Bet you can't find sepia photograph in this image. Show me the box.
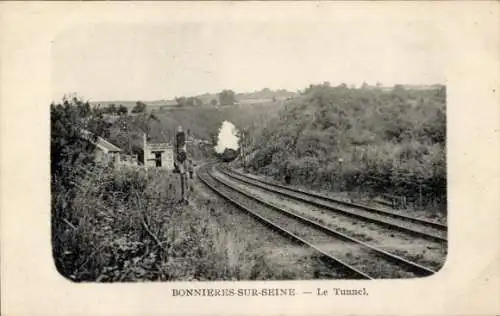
[3,2,499,315]
[51,21,447,282]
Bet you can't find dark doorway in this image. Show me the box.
[154,152,162,167]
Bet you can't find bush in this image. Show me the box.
[53,164,311,281]
[51,96,300,281]
[131,101,147,113]
[246,84,447,210]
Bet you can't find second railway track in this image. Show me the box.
[218,166,447,243]
[199,164,437,279]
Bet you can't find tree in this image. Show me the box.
[107,104,117,114]
[194,97,203,107]
[186,97,195,107]
[149,110,159,122]
[132,101,147,113]
[175,97,187,107]
[51,96,110,194]
[51,96,119,279]
[209,132,218,146]
[210,99,218,106]
[218,90,236,106]
[117,105,128,115]
[175,96,202,107]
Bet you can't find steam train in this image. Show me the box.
[218,148,239,162]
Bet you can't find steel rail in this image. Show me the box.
[219,166,447,243]
[209,166,437,278]
[226,167,447,230]
[197,164,372,279]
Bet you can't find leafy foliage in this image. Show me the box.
[54,165,320,281]
[218,89,236,106]
[245,84,446,209]
[175,96,203,107]
[51,97,110,188]
[117,105,128,115]
[50,95,289,281]
[131,101,147,113]
[51,96,112,276]
[95,103,128,115]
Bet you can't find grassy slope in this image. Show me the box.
[51,98,310,282]
[107,102,283,149]
[102,101,284,164]
[54,165,314,281]
[153,102,282,138]
[243,84,446,210]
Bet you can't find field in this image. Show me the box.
[90,87,297,114]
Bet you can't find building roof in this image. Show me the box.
[80,129,122,153]
[96,137,122,153]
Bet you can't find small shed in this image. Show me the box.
[93,136,122,165]
[80,129,122,165]
[142,133,174,170]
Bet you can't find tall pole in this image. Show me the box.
[176,125,187,204]
[128,131,132,156]
[242,129,245,170]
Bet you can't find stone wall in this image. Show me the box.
[144,142,174,170]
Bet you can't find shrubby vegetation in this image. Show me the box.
[96,103,128,115]
[236,87,298,101]
[174,96,202,107]
[218,89,236,106]
[51,96,287,281]
[51,96,111,190]
[131,101,147,113]
[115,102,278,147]
[244,84,446,210]
[51,96,111,279]
[53,163,227,281]
[55,162,321,281]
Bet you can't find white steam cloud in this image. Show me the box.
[215,121,240,154]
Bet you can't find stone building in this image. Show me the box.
[94,137,122,165]
[80,129,122,165]
[142,133,174,170]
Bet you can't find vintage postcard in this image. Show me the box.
[1,1,499,315]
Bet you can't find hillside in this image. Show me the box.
[90,88,298,111]
[242,83,446,210]
[51,98,294,282]
[104,101,284,161]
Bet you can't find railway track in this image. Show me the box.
[199,164,437,279]
[218,166,447,243]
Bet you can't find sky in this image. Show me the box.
[52,19,446,101]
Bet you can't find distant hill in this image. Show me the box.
[236,88,298,101]
[90,88,298,111]
[90,101,137,109]
[89,100,175,112]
